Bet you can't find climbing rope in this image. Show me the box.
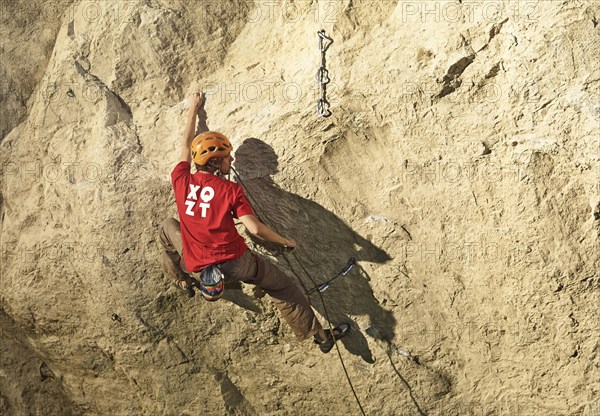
[283,250,367,416]
[230,167,367,416]
[316,30,333,118]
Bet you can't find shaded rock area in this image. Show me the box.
[1,0,599,415]
[0,0,76,139]
[0,308,82,415]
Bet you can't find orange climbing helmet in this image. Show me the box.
[190,131,233,165]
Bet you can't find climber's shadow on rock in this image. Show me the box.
[233,138,393,363]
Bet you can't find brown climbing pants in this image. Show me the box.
[159,218,323,341]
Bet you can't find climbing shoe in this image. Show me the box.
[173,277,196,298]
[314,323,351,353]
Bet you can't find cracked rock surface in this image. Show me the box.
[1,1,599,415]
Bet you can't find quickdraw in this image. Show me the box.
[307,257,356,295]
[316,30,334,118]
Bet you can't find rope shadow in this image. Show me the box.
[387,351,428,416]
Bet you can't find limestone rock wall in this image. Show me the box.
[1,1,599,415]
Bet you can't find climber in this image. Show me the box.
[159,91,349,353]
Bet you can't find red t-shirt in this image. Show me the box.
[171,161,254,272]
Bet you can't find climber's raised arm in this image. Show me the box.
[179,92,204,163]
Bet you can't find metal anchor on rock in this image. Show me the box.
[316,30,334,118]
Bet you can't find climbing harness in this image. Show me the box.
[307,257,356,295]
[316,30,334,118]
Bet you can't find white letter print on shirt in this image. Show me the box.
[184,185,215,217]
[187,184,201,200]
[199,186,215,218]
[185,200,195,216]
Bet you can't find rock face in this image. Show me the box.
[1,1,599,414]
